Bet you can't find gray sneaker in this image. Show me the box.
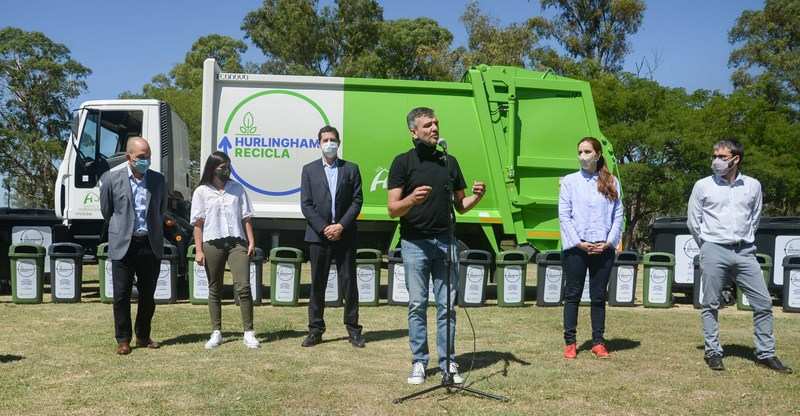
[447,362,464,384]
[407,362,426,385]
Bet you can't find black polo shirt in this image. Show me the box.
[388,146,466,240]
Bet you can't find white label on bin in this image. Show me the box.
[193,263,209,300]
[275,263,296,302]
[249,263,258,300]
[789,270,800,308]
[357,264,376,303]
[580,270,591,303]
[154,260,172,300]
[741,291,751,307]
[104,260,114,299]
[648,267,669,304]
[12,226,52,273]
[774,236,800,286]
[697,273,705,305]
[675,234,699,285]
[464,265,484,304]
[54,258,75,299]
[615,265,635,303]
[15,259,38,299]
[325,265,339,303]
[543,266,563,303]
[428,276,435,303]
[392,263,409,303]
[503,265,523,303]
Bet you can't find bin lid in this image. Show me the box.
[48,242,85,257]
[782,255,800,267]
[536,249,561,264]
[356,249,382,263]
[615,251,639,264]
[186,244,197,258]
[387,248,402,262]
[496,250,529,264]
[650,217,689,230]
[251,247,265,262]
[459,249,492,264]
[643,252,675,266]
[755,253,772,267]
[96,242,110,258]
[269,247,304,262]
[8,243,46,257]
[756,217,800,230]
[161,243,178,259]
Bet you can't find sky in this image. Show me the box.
[0,0,765,206]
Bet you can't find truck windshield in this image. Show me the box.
[74,109,143,188]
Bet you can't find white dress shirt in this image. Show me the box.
[190,180,254,242]
[558,170,624,250]
[687,173,762,246]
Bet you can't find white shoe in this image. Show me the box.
[243,331,260,349]
[447,362,464,384]
[204,330,222,350]
[407,362,426,385]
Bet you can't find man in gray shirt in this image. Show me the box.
[687,139,791,373]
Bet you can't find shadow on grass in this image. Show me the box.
[260,329,307,343]
[0,354,24,363]
[578,338,641,353]
[160,332,241,346]
[363,328,407,343]
[695,344,757,363]
[427,350,531,379]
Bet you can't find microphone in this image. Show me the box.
[437,138,448,151]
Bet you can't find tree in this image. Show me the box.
[460,1,541,69]
[0,27,90,208]
[729,0,800,109]
[532,0,645,73]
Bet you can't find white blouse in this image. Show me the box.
[190,181,254,242]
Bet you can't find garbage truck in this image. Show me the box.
[200,58,619,256]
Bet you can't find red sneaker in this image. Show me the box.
[591,343,610,359]
[564,343,577,359]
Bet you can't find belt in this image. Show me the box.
[716,241,753,250]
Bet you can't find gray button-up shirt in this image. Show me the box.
[687,173,762,246]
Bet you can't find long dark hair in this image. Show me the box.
[578,137,618,201]
[199,151,230,186]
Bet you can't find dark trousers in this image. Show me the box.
[111,237,159,343]
[563,246,614,345]
[308,241,361,336]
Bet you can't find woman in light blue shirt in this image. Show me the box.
[558,137,623,359]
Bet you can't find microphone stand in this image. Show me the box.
[393,143,508,404]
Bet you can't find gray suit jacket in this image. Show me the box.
[100,166,166,261]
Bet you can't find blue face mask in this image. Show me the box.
[132,158,150,174]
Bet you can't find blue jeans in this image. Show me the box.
[401,236,458,370]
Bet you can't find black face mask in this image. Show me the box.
[215,167,231,182]
[413,138,437,159]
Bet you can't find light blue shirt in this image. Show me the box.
[687,173,762,246]
[127,165,148,236]
[323,158,338,220]
[558,169,624,250]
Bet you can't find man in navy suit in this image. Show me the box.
[300,125,365,348]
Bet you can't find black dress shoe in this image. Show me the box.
[348,333,366,348]
[301,332,322,348]
[756,357,793,374]
[704,355,725,371]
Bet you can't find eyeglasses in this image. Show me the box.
[711,154,735,161]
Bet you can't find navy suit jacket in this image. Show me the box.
[300,158,363,243]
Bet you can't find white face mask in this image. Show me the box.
[321,141,338,158]
[579,153,598,172]
[711,156,737,177]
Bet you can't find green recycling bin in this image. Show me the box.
[536,250,563,307]
[782,255,800,313]
[9,244,45,304]
[96,242,114,304]
[154,243,178,304]
[608,251,639,306]
[187,244,209,305]
[236,247,266,306]
[642,252,674,308]
[495,250,529,307]
[356,249,382,306]
[269,247,303,306]
[458,250,492,307]
[49,242,84,303]
[737,253,772,311]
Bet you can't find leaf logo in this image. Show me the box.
[239,112,257,135]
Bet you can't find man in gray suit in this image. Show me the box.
[100,137,166,355]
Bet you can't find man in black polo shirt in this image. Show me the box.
[387,107,487,385]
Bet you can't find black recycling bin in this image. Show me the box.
[608,251,639,306]
[782,255,800,313]
[536,250,563,307]
[754,217,800,292]
[0,208,64,292]
[650,217,697,291]
[457,250,492,307]
[387,248,408,305]
[355,249,382,306]
[324,261,343,307]
[48,243,84,303]
[154,243,178,304]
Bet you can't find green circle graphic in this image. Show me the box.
[223,89,330,134]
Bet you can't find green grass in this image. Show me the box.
[1,264,798,415]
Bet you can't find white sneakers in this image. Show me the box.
[407,362,464,385]
[243,331,261,349]
[205,330,222,349]
[448,362,464,384]
[205,330,261,349]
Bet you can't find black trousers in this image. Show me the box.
[308,241,361,336]
[562,246,614,345]
[111,237,159,343]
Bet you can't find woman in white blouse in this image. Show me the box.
[191,151,259,349]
